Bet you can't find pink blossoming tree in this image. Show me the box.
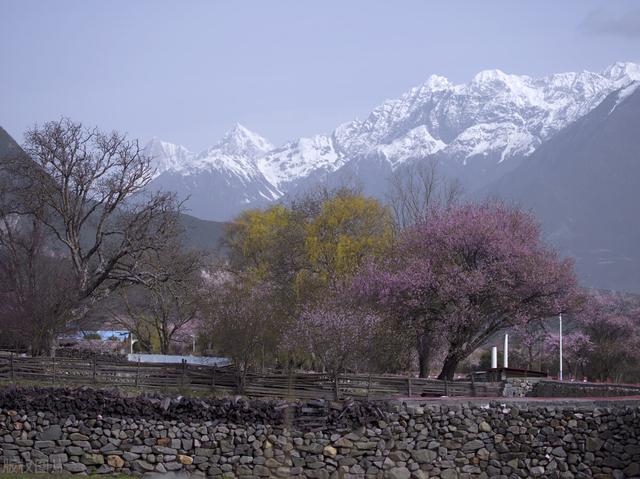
[356,201,579,379]
[286,293,379,380]
[574,293,640,382]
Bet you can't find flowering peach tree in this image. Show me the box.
[355,202,579,379]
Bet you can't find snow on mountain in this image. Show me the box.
[258,134,342,187]
[146,124,280,220]
[145,61,640,220]
[213,123,274,158]
[372,125,446,167]
[331,62,640,170]
[144,138,194,176]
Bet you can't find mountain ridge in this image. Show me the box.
[147,61,640,220]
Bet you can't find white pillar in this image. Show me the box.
[559,313,563,381]
[491,347,498,369]
[503,334,509,368]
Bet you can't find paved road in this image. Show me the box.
[393,396,640,407]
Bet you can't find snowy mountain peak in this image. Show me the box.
[144,138,194,177]
[215,123,273,158]
[472,68,511,83]
[603,61,640,84]
[422,74,452,91]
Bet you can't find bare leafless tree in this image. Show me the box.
[201,275,278,393]
[0,182,74,354]
[387,159,462,229]
[7,118,182,305]
[114,246,204,354]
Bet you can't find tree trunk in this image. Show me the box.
[437,353,460,381]
[416,332,431,378]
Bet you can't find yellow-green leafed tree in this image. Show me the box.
[305,193,393,285]
[224,204,305,282]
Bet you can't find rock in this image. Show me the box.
[552,446,567,458]
[165,462,183,471]
[411,449,437,463]
[323,445,337,458]
[194,447,214,457]
[156,437,171,446]
[69,432,89,441]
[133,460,155,472]
[335,437,354,448]
[479,421,492,432]
[177,454,193,465]
[81,452,105,465]
[63,462,87,473]
[477,447,490,461]
[49,453,69,464]
[35,440,56,449]
[624,463,640,477]
[586,437,603,452]
[38,425,62,441]
[96,464,113,474]
[123,451,140,461]
[386,466,411,479]
[66,446,84,456]
[603,456,625,468]
[99,443,117,453]
[440,469,459,479]
[462,439,484,452]
[389,450,410,462]
[254,465,271,476]
[530,466,546,477]
[107,454,125,468]
[153,445,178,455]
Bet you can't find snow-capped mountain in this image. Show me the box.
[146,124,280,220]
[147,61,640,220]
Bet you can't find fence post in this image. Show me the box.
[52,356,56,385]
[10,352,15,382]
[135,359,140,388]
[211,365,217,391]
[470,373,476,397]
[92,359,97,384]
[366,374,372,400]
[444,379,449,396]
[407,377,413,397]
[334,374,340,401]
[181,360,186,388]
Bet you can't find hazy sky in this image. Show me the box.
[2,0,639,151]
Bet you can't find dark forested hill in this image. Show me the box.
[482,84,640,293]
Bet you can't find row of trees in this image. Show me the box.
[206,191,581,382]
[1,119,638,385]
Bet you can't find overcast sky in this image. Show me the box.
[2,0,639,151]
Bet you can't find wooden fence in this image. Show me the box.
[0,354,503,399]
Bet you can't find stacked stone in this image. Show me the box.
[1,401,639,478]
[502,379,541,398]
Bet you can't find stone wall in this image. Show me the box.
[532,381,640,399]
[1,397,640,478]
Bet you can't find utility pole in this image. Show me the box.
[503,334,509,368]
[559,313,563,381]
